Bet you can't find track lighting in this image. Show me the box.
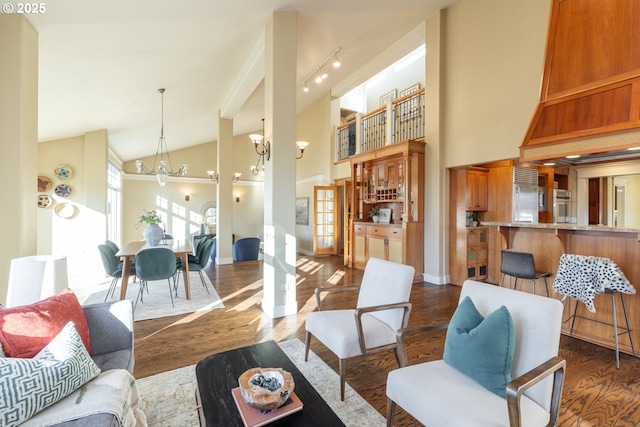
[302,47,341,93]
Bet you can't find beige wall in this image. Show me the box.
[442,0,550,168]
[37,131,108,289]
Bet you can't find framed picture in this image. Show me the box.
[399,83,420,98]
[378,208,392,223]
[380,89,397,107]
[296,197,309,225]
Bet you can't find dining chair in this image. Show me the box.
[98,244,136,302]
[305,257,415,401]
[134,247,178,308]
[176,237,214,295]
[232,237,261,261]
[184,237,215,295]
[386,280,565,427]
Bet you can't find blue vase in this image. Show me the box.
[143,224,164,246]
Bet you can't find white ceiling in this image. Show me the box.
[27,0,456,162]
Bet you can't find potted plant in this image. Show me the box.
[471,212,480,227]
[368,205,380,223]
[136,209,164,246]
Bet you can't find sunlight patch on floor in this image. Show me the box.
[326,269,345,285]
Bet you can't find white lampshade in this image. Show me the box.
[6,255,68,307]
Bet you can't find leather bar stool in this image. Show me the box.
[499,249,551,297]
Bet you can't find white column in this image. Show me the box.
[424,11,449,285]
[262,11,297,318]
[216,115,234,264]
[0,15,38,304]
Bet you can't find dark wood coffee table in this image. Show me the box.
[195,340,346,426]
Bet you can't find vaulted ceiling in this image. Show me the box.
[27,0,456,161]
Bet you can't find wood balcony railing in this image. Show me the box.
[336,88,425,161]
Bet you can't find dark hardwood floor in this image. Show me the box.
[134,255,640,426]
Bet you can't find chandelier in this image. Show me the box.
[135,88,188,186]
[249,119,309,176]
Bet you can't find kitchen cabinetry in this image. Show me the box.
[350,140,425,281]
[466,227,488,280]
[466,168,488,211]
[449,167,491,285]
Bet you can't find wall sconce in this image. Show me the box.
[232,172,241,183]
[250,119,270,176]
[207,170,219,183]
[235,193,240,203]
[184,193,190,202]
[296,141,309,159]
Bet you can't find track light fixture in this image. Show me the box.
[302,47,341,93]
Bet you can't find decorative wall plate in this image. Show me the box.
[37,194,52,208]
[54,165,73,180]
[54,203,76,219]
[38,176,53,192]
[54,184,72,198]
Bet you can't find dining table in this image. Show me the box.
[115,239,194,301]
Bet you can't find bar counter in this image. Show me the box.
[482,221,639,358]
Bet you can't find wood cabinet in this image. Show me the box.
[349,140,425,281]
[449,167,490,285]
[466,168,488,211]
[466,227,488,281]
[353,224,405,269]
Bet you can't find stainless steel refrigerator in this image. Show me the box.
[512,167,538,223]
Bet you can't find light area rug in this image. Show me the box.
[136,338,386,427]
[79,271,224,321]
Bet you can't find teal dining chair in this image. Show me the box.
[134,247,178,308]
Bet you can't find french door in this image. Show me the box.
[313,186,339,255]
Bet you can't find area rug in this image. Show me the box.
[136,338,386,427]
[79,272,224,321]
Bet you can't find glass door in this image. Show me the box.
[314,186,339,256]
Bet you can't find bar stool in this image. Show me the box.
[553,254,636,369]
[499,249,551,296]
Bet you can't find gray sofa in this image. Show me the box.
[50,299,136,427]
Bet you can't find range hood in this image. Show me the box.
[520,0,640,165]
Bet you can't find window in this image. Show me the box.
[107,162,121,245]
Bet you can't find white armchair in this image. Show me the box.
[305,258,415,401]
[386,280,566,427]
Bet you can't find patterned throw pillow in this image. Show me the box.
[0,322,101,427]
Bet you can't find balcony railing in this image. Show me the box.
[336,88,425,161]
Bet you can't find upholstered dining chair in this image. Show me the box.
[386,280,566,427]
[232,237,261,262]
[176,237,214,295]
[305,257,415,401]
[98,244,136,302]
[134,247,177,308]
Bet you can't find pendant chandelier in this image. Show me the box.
[135,88,188,186]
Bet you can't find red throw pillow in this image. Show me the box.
[0,288,92,357]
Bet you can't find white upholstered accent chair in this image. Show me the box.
[305,258,415,401]
[386,280,566,427]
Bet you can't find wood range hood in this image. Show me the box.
[520,0,640,165]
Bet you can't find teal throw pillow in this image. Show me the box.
[0,322,101,427]
[443,296,515,398]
